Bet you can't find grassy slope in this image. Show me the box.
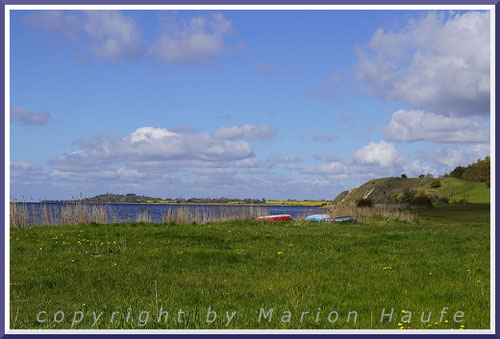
[10,204,490,330]
[332,177,490,205]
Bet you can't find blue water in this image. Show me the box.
[16,202,326,225]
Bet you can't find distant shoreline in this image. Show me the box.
[27,201,330,207]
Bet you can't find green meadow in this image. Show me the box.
[10,204,490,330]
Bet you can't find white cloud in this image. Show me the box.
[50,126,255,178]
[351,141,402,168]
[402,160,438,178]
[214,124,277,141]
[11,161,42,171]
[11,107,50,125]
[26,10,142,60]
[149,13,233,64]
[301,161,347,175]
[26,10,82,40]
[234,155,301,169]
[430,144,490,169]
[83,11,143,60]
[384,109,489,143]
[356,11,490,116]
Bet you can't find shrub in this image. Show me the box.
[436,197,449,204]
[410,196,434,208]
[401,174,408,179]
[430,179,442,188]
[357,198,373,207]
[398,188,416,204]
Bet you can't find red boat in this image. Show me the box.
[256,214,292,221]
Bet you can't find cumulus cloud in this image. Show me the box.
[429,144,490,169]
[11,107,50,125]
[26,10,142,60]
[50,126,255,179]
[384,109,490,143]
[214,124,277,141]
[351,141,402,168]
[83,11,143,60]
[149,13,233,64]
[356,11,490,116]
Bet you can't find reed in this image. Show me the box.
[326,204,416,223]
[10,201,30,227]
[161,205,270,224]
[136,208,152,223]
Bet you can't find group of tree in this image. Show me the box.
[444,156,490,187]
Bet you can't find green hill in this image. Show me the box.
[332,177,490,205]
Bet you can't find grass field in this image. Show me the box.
[10,204,490,330]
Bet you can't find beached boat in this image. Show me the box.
[305,214,333,221]
[256,214,293,221]
[334,216,358,223]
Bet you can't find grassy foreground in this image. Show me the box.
[10,204,490,330]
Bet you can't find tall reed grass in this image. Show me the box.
[10,201,112,227]
[326,204,416,223]
[160,205,270,224]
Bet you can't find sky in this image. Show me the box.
[9,8,491,201]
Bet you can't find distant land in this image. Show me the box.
[42,193,329,206]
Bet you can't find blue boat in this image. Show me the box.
[334,216,358,223]
[305,214,333,221]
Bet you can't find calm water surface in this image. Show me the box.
[17,202,326,225]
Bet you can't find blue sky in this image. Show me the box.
[9,9,491,201]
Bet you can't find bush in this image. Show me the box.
[401,174,408,179]
[357,198,373,207]
[398,188,416,204]
[436,197,449,204]
[410,196,434,208]
[430,179,442,188]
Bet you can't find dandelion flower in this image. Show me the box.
[445,320,449,323]
[277,251,283,255]
[429,272,433,275]
[398,323,402,326]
